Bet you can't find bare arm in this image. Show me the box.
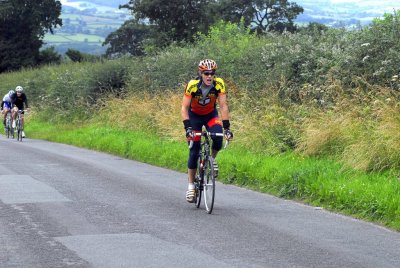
[218,93,233,140]
[181,95,191,121]
[218,93,230,120]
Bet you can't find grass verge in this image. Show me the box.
[26,120,400,231]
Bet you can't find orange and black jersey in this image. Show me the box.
[184,77,226,115]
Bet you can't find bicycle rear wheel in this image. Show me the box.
[5,113,11,138]
[203,157,215,214]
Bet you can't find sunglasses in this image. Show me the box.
[203,71,215,76]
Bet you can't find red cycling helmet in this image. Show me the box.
[198,59,217,72]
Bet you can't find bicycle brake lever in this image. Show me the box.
[224,140,229,149]
[188,140,193,149]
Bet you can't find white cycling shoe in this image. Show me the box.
[22,131,25,138]
[186,189,196,203]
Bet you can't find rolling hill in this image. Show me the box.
[43,0,131,55]
[296,0,400,27]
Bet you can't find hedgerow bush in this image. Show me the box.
[126,45,203,92]
[0,66,51,102]
[195,20,267,84]
[125,21,270,92]
[333,10,400,90]
[0,59,131,123]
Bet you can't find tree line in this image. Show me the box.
[0,0,303,72]
[104,0,303,57]
[0,0,62,72]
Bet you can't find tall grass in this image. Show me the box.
[298,96,400,173]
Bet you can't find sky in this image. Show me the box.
[330,0,364,3]
[329,0,400,6]
[331,0,390,3]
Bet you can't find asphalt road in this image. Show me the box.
[0,136,399,268]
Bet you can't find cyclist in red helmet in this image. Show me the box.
[181,59,233,203]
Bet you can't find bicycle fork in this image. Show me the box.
[197,159,205,191]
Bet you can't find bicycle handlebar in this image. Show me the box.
[188,131,230,149]
[1,109,27,114]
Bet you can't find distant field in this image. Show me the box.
[45,1,130,54]
[80,15,125,23]
[45,33,104,43]
[60,14,124,28]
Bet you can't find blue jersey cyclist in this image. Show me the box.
[2,89,17,128]
[181,59,233,203]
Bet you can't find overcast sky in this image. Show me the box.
[330,0,366,2]
[329,0,399,4]
[303,0,400,13]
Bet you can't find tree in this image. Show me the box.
[0,0,62,72]
[103,20,150,57]
[66,48,84,62]
[121,0,214,44]
[209,0,304,34]
[251,0,304,34]
[65,48,101,62]
[37,47,62,66]
[214,0,256,26]
[107,0,304,56]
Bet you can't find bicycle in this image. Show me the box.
[189,130,228,214]
[4,111,13,139]
[15,110,25,141]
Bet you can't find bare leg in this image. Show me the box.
[188,168,196,184]
[3,109,8,125]
[212,149,218,159]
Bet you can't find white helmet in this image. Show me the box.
[15,86,23,92]
[8,90,15,96]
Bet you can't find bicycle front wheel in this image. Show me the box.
[203,157,216,214]
[195,176,202,208]
[195,157,204,208]
[17,118,22,141]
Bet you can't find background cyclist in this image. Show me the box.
[1,90,16,130]
[181,59,233,203]
[11,86,29,138]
